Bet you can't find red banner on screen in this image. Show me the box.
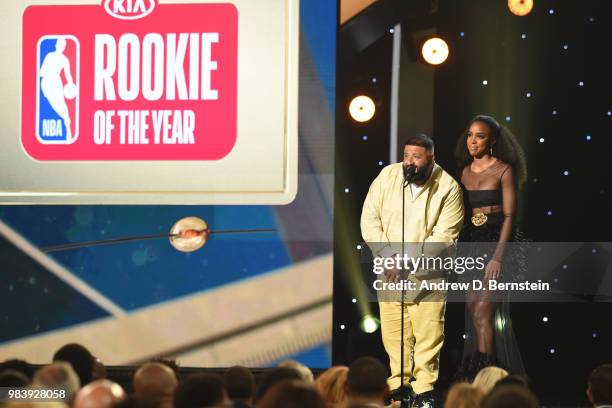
[21,2,238,161]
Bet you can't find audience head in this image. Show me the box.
[0,369,30,387]
[255,367,302,403]
[481,385,538,408]
[133,362,178,406]
[174,373,228,408]
[493,374,528,390]
[113,396,158,408]
[472,366,509,394]
[53,343,95,386]
[444,382,483,408]
[223,366,255,403]
[346,357,388,400]
[278,360,314,384]
[73,379,126,408]
[314,366,349,407]
[257,380,326,408]
[33,362,81,401]
[587,364,612,407]
[148,358,180,378]
[0,359,34,380]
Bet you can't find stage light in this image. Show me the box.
[421,37,449,65]
[508,0,533,16]
[349,95,376,122]
[495,314,506,331]
[360,315,380,333]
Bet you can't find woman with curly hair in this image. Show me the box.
[454,115,527,381]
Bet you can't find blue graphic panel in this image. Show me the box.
[0,206,291,311]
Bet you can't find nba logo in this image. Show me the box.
[36,35,79,144]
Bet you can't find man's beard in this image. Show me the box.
[410,162,433,184]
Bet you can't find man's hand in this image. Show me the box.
[384,266,401,283]
[484,259,501,281]
[384,255,402,283]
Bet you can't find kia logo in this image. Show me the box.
[103,0,156,20]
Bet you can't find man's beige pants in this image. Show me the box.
[379,300,446,394]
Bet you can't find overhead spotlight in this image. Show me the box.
[508,0,533,16]
[349,95,376,122]
[360,314,380,333]
[421,37,449,65]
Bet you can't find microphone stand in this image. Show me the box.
[399,164,417,407]
[400,174,408,408]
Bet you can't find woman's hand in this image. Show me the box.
[484,259,502,281]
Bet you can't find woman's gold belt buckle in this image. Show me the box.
[471,213,488,226]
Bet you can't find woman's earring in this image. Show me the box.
[490,146,493,155]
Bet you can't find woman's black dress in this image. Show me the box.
[456,161,527,380]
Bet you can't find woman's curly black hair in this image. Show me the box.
[455,115,527,185]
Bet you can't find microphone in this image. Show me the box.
[403,164,417,186]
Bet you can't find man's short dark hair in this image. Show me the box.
[224,366,255,400]
[404,133,434,153]
[53,343,94,386]
[0,359,34,380]
[481,385,538,408]
[257,380,326,408]
[255,367,302,403]
[494,374,529,390]
[589,364,612,405]
[113,396,158,408]
[346,357,388,396]
[174,373,226,408]
[0,370,30,387]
